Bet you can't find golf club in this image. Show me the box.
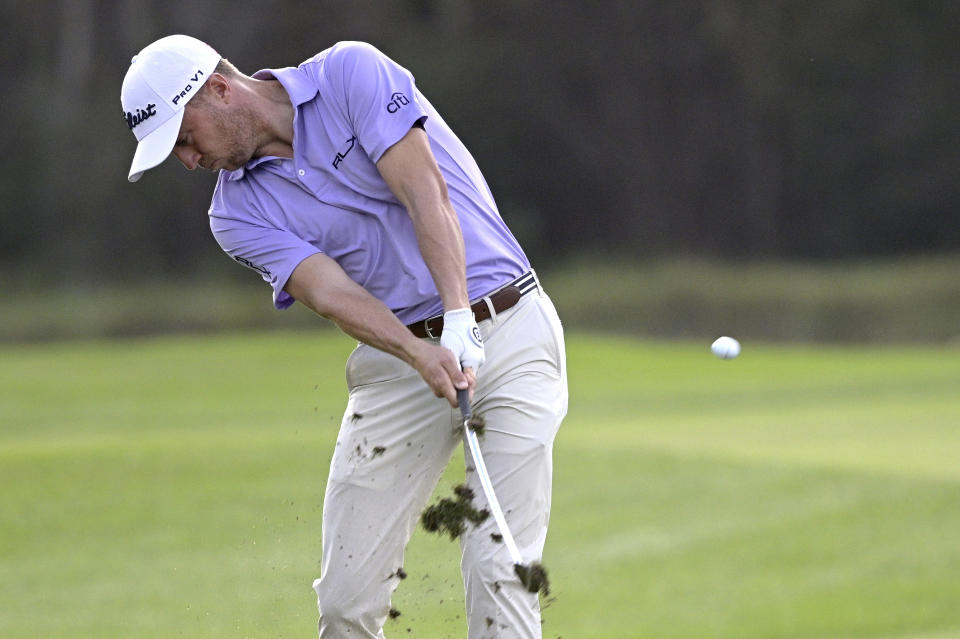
[457,389,550,595]
[457,388,523,565]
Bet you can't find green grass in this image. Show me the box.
[2,332,959,638]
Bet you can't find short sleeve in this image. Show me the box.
[209,208,321,310]
[325,42,429,163]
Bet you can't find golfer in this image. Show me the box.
[121,34,567,638]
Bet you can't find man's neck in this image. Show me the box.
[252,79,295,159]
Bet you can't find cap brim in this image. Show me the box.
[127,108,185,182]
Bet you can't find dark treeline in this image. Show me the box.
[1,1,957,286]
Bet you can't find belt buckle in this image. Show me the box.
[423,318,439,339]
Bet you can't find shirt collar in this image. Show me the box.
[252,66,318,107]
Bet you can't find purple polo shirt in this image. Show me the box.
[208,41,530,324]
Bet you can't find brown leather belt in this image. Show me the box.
[407,271,538,338]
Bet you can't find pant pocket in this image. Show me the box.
[345,344,417,390]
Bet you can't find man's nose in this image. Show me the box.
[173,146,200,170]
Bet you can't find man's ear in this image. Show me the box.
[206,73,231,103]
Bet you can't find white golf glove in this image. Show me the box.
[440,308,485,372]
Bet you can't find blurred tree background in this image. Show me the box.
[0,0,957,340]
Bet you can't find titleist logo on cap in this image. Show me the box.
[124,104,157,130]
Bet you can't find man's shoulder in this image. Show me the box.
[252,42,376,90]
[301,41,396,80]
[299,41,377,69]
[323,41,383,61]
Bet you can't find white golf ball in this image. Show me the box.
[711,336,741,359]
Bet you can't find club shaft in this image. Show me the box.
[464,426,523,564]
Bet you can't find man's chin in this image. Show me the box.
[219,158,249,172]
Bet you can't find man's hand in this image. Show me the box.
[440,308,485,374]
[408,338,477,406]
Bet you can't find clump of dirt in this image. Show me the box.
[371,445,386,458]
[388,608,402,619]
[453,484,474,500]
[514,562,550,597]
[385,567,407,581]
[466,414,486,436]
[421,484,490,540]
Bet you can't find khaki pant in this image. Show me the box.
[313,291,568,638]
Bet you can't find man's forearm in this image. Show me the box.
[285,253,423,364]
[284,252,471,404]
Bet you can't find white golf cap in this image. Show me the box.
[121,35,221,182]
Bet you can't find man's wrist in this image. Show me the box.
[443,307,473,320]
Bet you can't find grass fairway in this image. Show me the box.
[2,332,959,638]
